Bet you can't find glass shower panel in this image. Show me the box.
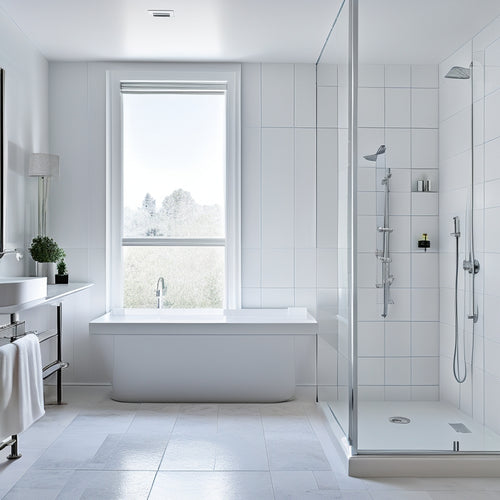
[316,0,352,439]
[355,0,500,454]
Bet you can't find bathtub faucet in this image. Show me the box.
[156,277,167,309]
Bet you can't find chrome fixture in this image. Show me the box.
[445,66,471,79]
[445,62,479,323]
[445,63,479,384]
[451,216,467,383]
[365,145,393,318]
[0,249,23,261]
[156,277,167,309]
[28,153,60,236]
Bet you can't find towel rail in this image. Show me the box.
[1,302,67,461]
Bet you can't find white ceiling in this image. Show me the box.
[0,0,341,63]
[1,0,500,64]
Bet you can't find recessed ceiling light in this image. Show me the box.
[148,10,174,18]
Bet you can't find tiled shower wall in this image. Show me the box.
[440,15,500,435]
[356,64,440,401]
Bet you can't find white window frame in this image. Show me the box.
[106,65,241,310]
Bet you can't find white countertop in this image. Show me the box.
[0,282,93,314]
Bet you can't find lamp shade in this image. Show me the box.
[29,153,59,177]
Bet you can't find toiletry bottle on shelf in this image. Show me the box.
[418,233,430,252]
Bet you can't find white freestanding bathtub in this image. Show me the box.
[90,308,317,403]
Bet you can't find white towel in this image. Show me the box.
[0,342,18,440]
[0,334,45,440]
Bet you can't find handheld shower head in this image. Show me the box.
[445,65,471,79]
[363,144,386,162]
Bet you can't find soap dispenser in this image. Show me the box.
[418,233,430,252]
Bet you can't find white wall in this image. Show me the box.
[439,15,500,434]
[47,61,334,398]
[0,9,54,342]
[0,8,48,276]
[356,64,440,401]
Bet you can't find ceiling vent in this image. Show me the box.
[148,10,174,18]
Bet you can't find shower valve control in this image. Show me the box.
[463,258,480,275]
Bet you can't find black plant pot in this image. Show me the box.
[55,274,69,284]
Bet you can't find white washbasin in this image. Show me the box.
[0,277,47,307]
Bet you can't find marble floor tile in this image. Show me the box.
[149,471,274,500]
[159,434,218,471]
[2,469,73,500]
[126,410,177,436]
[271,470,341,500]
[56,470,155,500]
[266,431,332,471]
[83,433,168,470]
[214,430,269,470]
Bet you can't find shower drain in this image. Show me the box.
[389,416,411,424]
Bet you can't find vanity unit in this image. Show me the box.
[0,280,92,460]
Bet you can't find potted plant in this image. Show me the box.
[29,236,65,285]
[55,259,69,284]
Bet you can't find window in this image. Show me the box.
[107,67,241,309]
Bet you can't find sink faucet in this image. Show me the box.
[156,277,166,309]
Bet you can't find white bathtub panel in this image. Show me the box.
[112,335,295,403]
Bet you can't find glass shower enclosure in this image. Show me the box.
[318,0,500,470]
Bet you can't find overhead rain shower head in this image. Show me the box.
[363,144,386,162]
[445,66,471,79]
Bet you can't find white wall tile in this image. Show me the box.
[241,127,261,248]
[411,386,439,401]
[389,169,411,192]
[485,88,500,143]
[357,253,377,288]
[294,129,316,248]
[412,322,439,356]
[390,216,411,252]
[485,372,500,434]
[385,322,411,356]
[241,288,261,308]
[358,64,385,87]
[316,64,337,86]
[358,322,384,357]
[262,249,294,288]
[411,89,438,128]
[261,63,294,127]
[385,357,411,385]
[294,288,317,316]
[387,288,411,321]
[385,65,410,88]
[412,129,438,168]
[412,253,439,288]
[385,128,411,169]
[295,249,316,288]
[317,128,338,248]
[411,65,438,88]
[412,288,439,322]
[385,386,411,400]
[385,88,411,128]
[261,288,294,308]
[294,64,316,127]
[412,357,439,385]
[317,249,338,288]
[317,86,337,128]
[261,128,294,248]
[358,88,384,127]
[241,248,261,288]
[358,357,385,385]
[241,63,261,128]
[484,135,500,181]
[390,253,411,288]
[412,193,438,216]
